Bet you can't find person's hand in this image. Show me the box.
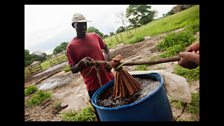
[80,57,94,68]
[178,51,199,69]
[105,62,112,72]
[186,41,199,52]
[178,42,200,69]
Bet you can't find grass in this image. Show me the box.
[61,104,97,121]
[24,85,38,96]
[41,61,50,70]
[64,64,71,72]
[135,65,148,71]
[40,54,67,70]
[125,36,145,44]
[157,30,196,58]
[105,5,199,48]
[26,90,51,107]
[174,65,200,82]
[173,93,199,114]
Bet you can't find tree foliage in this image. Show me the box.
[53,42,68,55]
[116,26,125,33]
[87,26,104,38]
[126,5,156,28]
[25,49,47,67]
[165,5,193,16]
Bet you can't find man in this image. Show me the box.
[66,13,114,99]
[178,41,200,69]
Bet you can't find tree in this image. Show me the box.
[116,26,125,34]
[126,5,156,28]
[25,49,47,66]
[53,42,68,55]
[87,27,104,38]
[109,32,115,36]
[165,5,193,16]
[25,49,32,66]
[116,11,133,38]
[103,34,109,39]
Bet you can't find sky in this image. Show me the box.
[25,5,176,55]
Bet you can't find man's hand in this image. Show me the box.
[80,57,94,68]
[70,57,94,73]
[105,62,112,72]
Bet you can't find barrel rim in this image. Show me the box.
[91,72,164,110]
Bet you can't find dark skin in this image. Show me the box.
[70,22,111,73]
[178,42,199,69]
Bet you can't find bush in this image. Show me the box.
[156,30,196,57]
[159,44,183,58]
[126,36,144,44]
[173,93,199,114]
[25,85,38,96]
[174,65,200,81]
[156,30,195,51]
[61,104,97,121]
[26,90,51,107]
[64,65,71,72]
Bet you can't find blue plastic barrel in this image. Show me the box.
[91,72,173,121]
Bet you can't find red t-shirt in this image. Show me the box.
[66,33,114,91]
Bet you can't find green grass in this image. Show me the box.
[157,30,196,58]
[25,85,38,96]
[174,65,200,81]
[173,93,199,114]
[63,64,71,72]
[125,36,145,44]
[41,61,51,70]
[159,44,184,58]
[40,54,67,70]
[61,104,97,121]
[105,5,199,48]
[135,65,148,71]
[26,90,51,107]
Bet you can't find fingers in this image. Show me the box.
[178,52,199,69]
[85,57,94,61]
[186,42,200,52]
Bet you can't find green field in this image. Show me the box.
[105,5,199,48]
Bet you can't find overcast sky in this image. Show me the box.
[25,5,176,55]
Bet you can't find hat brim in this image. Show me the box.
[73,20,91,23]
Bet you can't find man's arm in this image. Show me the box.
[103,44,111,61]
[70,57,94,73]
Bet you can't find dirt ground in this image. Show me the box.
[25,29,200,121]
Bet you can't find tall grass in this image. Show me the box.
[105,5,199,48]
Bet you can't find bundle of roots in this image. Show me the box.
[110,54,141,98]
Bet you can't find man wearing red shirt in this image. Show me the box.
[66,13,114,99]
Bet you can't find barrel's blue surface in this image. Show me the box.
[91,73,173,121]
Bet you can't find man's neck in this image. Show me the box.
[77,33,86,39]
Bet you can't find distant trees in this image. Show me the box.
[87,26,104,38]
[116,26,125,34]
[165,5,193,16]
[25,49,47,67]
[53,42,68,55]
[103,34,109,39]
[126,5,156,28]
